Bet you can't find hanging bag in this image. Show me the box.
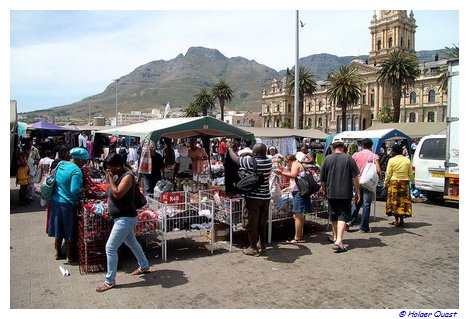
[359,152,379,192]
[295,163,321,197]
[235,158,263,194]
[40,162,62,200]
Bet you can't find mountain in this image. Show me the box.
[23,47,446,123]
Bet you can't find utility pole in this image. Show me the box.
[294,10,300,129]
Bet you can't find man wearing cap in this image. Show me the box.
[320,138,360,253]
[346,138,381,233]
[47,147,88,262]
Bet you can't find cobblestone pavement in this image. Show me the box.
[9,178,459,312]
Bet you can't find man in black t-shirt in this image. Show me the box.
[141,143,164,196]
[320,138,360,253]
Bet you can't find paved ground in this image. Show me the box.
[9,178,459,311]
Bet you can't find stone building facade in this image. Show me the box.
[261,10,448,133]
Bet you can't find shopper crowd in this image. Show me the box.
[14,131,415,291]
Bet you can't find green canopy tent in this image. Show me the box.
[96,116,255,142]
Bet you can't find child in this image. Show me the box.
[16,164,30,205]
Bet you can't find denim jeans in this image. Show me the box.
[349,187,373,232]
[105,216,149,285]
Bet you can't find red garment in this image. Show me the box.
[218,141,226,155]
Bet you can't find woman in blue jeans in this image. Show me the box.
[96,154,150,292]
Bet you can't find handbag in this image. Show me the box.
[359,153,379,192]
[40,162,62,200]
[134,184,147,209]
[295,164,321,197]
[235,158,262,194]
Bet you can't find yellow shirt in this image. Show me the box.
[17,166,30,185]
[384,155,415,185]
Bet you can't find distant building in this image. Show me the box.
[117,109,163,125]
[261,10,448,133]
[93,116,106,126]
[218,111,262,127]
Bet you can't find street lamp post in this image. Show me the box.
[294,10,300,129]
[114,79,120,126]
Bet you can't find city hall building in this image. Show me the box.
[261,10,448,133]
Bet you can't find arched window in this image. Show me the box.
[428,111,435,122]
[319,101,323,109]
[287,104,291,113]
[318,117,323,127]
[307,118,312,127]
[388,37,393,48]
[409,112,416,123]
[410,92,417,104]
[275,119,280,127]
[428,90,436,103]
[308,102,312,112]
[377,40,381,51]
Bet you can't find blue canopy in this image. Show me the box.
[323,128,412,155]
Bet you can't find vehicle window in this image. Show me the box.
[419,138,446,160]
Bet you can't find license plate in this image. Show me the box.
[431,172,444,178]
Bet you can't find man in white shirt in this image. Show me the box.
[78,132,88,148]
[237,139,253,157]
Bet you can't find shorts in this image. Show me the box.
[292,191,312,214]
[243,198,270,231]
[328,198,352,222]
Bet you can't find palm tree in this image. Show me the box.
[438,44,459,93]
[211,79,234,122]
[377,50,420,123]
[184,102,199,117]
[326,65,364,132]
[193,88,215,116]
[287,66,317,129]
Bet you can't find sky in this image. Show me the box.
[8,7,460,113]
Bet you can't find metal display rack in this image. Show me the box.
[199,190,244,251]
[146,191,214,261]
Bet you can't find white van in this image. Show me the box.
[412,134,446,194]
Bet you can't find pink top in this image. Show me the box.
[289,166,305,192]
[352,149,379,176]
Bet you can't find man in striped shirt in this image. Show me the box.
[226,141,272,256]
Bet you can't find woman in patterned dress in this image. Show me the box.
[384,144,415,227]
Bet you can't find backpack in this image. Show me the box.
[235,158,263,194]
[295,164,321,197]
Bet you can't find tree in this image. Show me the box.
[438,44,459,93]
[287,66,317,129]
[378,105,393,123]
[326,65,364,132]
[193,88,215,116]
[184,102,199,117]
[377,50,420,123]
[211,79,234,122]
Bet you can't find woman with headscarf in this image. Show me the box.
[96,154,150,292]
[48,147,88,261]
[384,144,415,227]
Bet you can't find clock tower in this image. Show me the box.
[368,10,417,65]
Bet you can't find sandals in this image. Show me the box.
[285,239,306,244]
[242,248,260,257]
[131,268,150,275]
[96,282,115,292]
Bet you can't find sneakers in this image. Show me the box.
[359,228,371,233]
[242,248,260,257]
[96,282,115,292]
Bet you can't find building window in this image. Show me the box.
[307,118,312,127]
[401,37,404,47]
[266,105,270,113]
[377,40,381,51]
[410,92,417,104]
[428,90,436,103]
[308,102,312,112]
[355,118,360,131]
[370,91,375,106]
[388,37,393,48]
[288,104,291,113]
[276,104,280,112]
[409,112,416,123]
[319,101,323,109]
[318,117,323,127]
[276,119,280,127]
[428,111,435,122]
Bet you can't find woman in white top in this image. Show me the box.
[275,154,312,244]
